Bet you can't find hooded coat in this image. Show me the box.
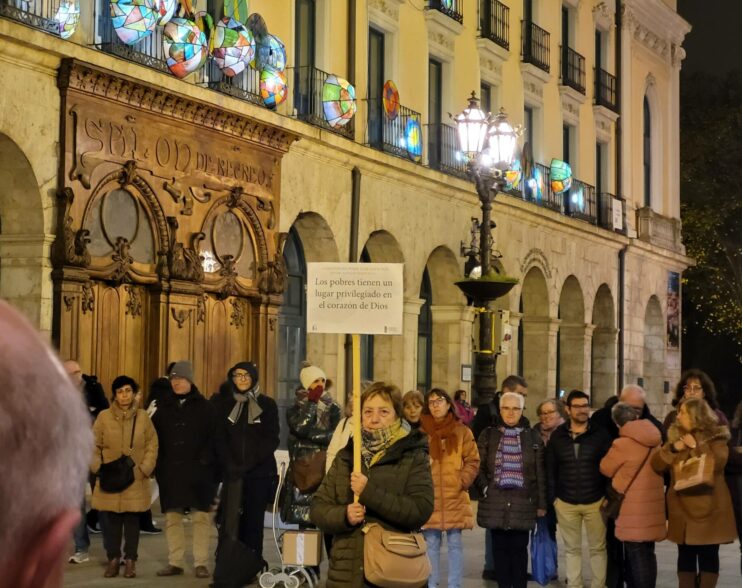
[599,419,666,542]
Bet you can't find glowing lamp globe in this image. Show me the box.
[454,91,489,162]
[485,108,518,171]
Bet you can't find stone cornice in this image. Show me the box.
[622,0,691,66]
[593,0,615,32]
[58,59,299,154]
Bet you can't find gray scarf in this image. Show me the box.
[228,385,262,424]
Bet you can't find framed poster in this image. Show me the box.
[667,271,680,349]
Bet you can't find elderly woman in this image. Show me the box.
[599,402,665,588]
[91,376,158,579]
[534,399,565,446]
[652,398,736,588]
[403,389,425,429]
[311,382,434,588]
[420,388,480,588]
[663,369,729,430]
[477,391,546,588]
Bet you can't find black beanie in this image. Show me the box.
[111,375,139,397]
[228,361,259,386]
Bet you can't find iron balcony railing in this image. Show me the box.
[293,65,354,139]
[521,20,550,73]
[595,67,618,112]
[479,0,509,50]
[565,178,596,223]
[598,192,625,233]
[426,122,468,180]
[207,61,262,106]
[367,99,424,163]
[561,46,586,94]
[429,0,463,24]
[0,0,60,35]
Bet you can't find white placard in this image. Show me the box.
[307,263,403,335]
[612,197,623,231]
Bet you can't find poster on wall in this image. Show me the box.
[667,271,680,349]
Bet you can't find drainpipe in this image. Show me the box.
[344,167,362,395]
[616,1,625,391]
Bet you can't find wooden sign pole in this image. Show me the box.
[352,333,362,502]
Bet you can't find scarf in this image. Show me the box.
[361,418,408,468]
[494,426,525,489]
[228,384,262,424]
[420,412,460,461]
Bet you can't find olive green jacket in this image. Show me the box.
[310,430,434,588]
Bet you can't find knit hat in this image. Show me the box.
[169,360,194,383]
[300,363,326,390]
[228,361,259,385]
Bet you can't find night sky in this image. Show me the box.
[677,0,742,76]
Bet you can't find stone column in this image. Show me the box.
[591,326,618,406]
[401,298,425,392]
[558,323,595,397]
[521,316,560,422]
[430,304,476,394]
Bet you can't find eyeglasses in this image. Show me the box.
[232,372,251,380]
[428,398,447,407]
[683,385,703,393]
[501,406,523,412]
[569,403,590,410]
[538,409,557,417]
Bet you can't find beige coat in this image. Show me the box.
[91,404,158,513]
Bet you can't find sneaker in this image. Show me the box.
[86,523,101,534]
[69,551,89,564]
[140,526,163,535]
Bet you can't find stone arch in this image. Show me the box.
[0,134,48,331]
[557,275,588,397]
[591,284,617,406]
[643,295,665,414]
[519,266,552,417]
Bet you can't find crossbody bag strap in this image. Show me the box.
[623,447,652,494]
[128,412,138,454]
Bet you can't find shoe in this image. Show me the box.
[104,559,120,578]
[123,560,136,578]
[157,564,184,576]
[140,526,163,535]
[482,569,497,581]
[86,523,101,534]
[195,565,210,578]
[68,551,89,564]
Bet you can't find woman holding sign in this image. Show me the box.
[310,382,434,588]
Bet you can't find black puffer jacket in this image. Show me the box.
[591,402,666,442]
[546,421,612,505]
[476,425,546,531]
[82,374,109,421]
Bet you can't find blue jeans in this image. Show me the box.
[484,527,494,571]
[72,497,90,553]
[423,528,463,588]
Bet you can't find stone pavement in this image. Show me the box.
[63,509,740,587]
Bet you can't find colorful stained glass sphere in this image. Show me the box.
[224,0,250,24]
[55,0,80,40]
[150,0,176,26]
[440,0,454,9]
[526,166,544,201]
[383,80,400,120]
[322,75,356,128]
[404,116,423,162]
[570,184,585,212]
[260,68,288,109]
[110,0,158,46]
[211,17,255,78]
[504,158,523,191]
[163,17,209,79]
[255,34,287,71]
[550,158,573,194]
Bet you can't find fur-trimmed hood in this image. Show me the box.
[667,422,730,445]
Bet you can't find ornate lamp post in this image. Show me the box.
[453,92,520,406]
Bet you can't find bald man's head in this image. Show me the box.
[619,385,647,410]
[0,301,93,587]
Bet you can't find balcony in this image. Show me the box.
[595,67,618,112]
[0,0,60,35]
[429,0,463,24]
[293,66,354,139]
[561,46,586,95]
[521,21,550,73]
[426,122,468,180]
[598,192,626,233]
[367,100,424,163]
[479,0,509,50]
[565,178,596,223]
[636,207,683,252]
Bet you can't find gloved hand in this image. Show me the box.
[307,386,324,402]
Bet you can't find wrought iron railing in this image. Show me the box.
[561,46,585,94]
[595,67,618,112]
[429,0,463,24]
[521,20,550,73]
[0,0,59,35]
[367,99,424,163]
[565,178,596,223]
[479,0,509,50]
[207,61,262,106]
[426,122,468,179]
[293,65,354,139]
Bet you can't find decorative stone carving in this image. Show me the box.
[56,188,91,268]
[269,316,277,331]
[110,237,133,284]
[520,248,553,279]
[258,232,288,296]
[196,294,206,324]
[218,255,239,300]
[63,295,75,312]
[593,1,615,32]
[81,282,95,314]
[170,307,191,329]
[125,285,142,317]
[230,298,245,328]
[165,217,204,283]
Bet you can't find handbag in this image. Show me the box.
[362,523,430,588]
[673,446,715,493]
[292,449,326,494]
[98,413,138,493]
[600,447,651,524]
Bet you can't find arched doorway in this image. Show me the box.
[557,276,586,397]
[520,267,551,416]
[643,295,665,414]
[591,284,617,406]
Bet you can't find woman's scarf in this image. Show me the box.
[420,412,460,461]
[228,384,262,424]
[494,426,525,489]
[361,418,408,467]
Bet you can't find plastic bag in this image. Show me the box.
[530,517,557,586]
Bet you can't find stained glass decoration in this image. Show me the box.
[260,68,288,109]
[322,75,356,128]
[441,0,454,9]
[151,0,176,26]
[163,17,209,79]
[255,34,287,71]
[383,80,400,120]
[225,0,249,24]
[110,0,158,46]
[404,116,423,162]
[211,17,255,77]
[526,166,544,201]
[504,158,522,191]
[570,184,585,212]
[246,13,268,41]
[55,0,80,40]
[550,158,573,194]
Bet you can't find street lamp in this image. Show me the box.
[453,92,520,406]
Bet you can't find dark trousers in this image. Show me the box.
[490,529,529,588]
[605,519,625,588]
[238,477,273,559]
[677,544,720,574]
[624,541,656,588]
[100,511,141,561]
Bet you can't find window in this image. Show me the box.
[428,59,443,168]
[480,82,492,113]
[294,0,316,115]
[368,28,385,147]
[596,142,605,195]
[643,96,651,208]
[417,269,433,392]
[562,124,572,165]
[524,106,534,148]
[595,30,604,69]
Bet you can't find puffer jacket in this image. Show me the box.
[91,404,158,513]
[599,419,666,542]
[310,430,434,588]
[652,424,737,545]
[421,415,480,530]
[476,424,546,531]
[546,421,612,504]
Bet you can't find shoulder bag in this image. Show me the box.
[673,443,715,493]
[98,413,138,493]
[600,447,651,524]
[362,522,430,588]
[292,449,327,494]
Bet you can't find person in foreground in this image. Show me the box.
[310,382,434,588]
[652,397,736,588]
[0,300,93,588]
